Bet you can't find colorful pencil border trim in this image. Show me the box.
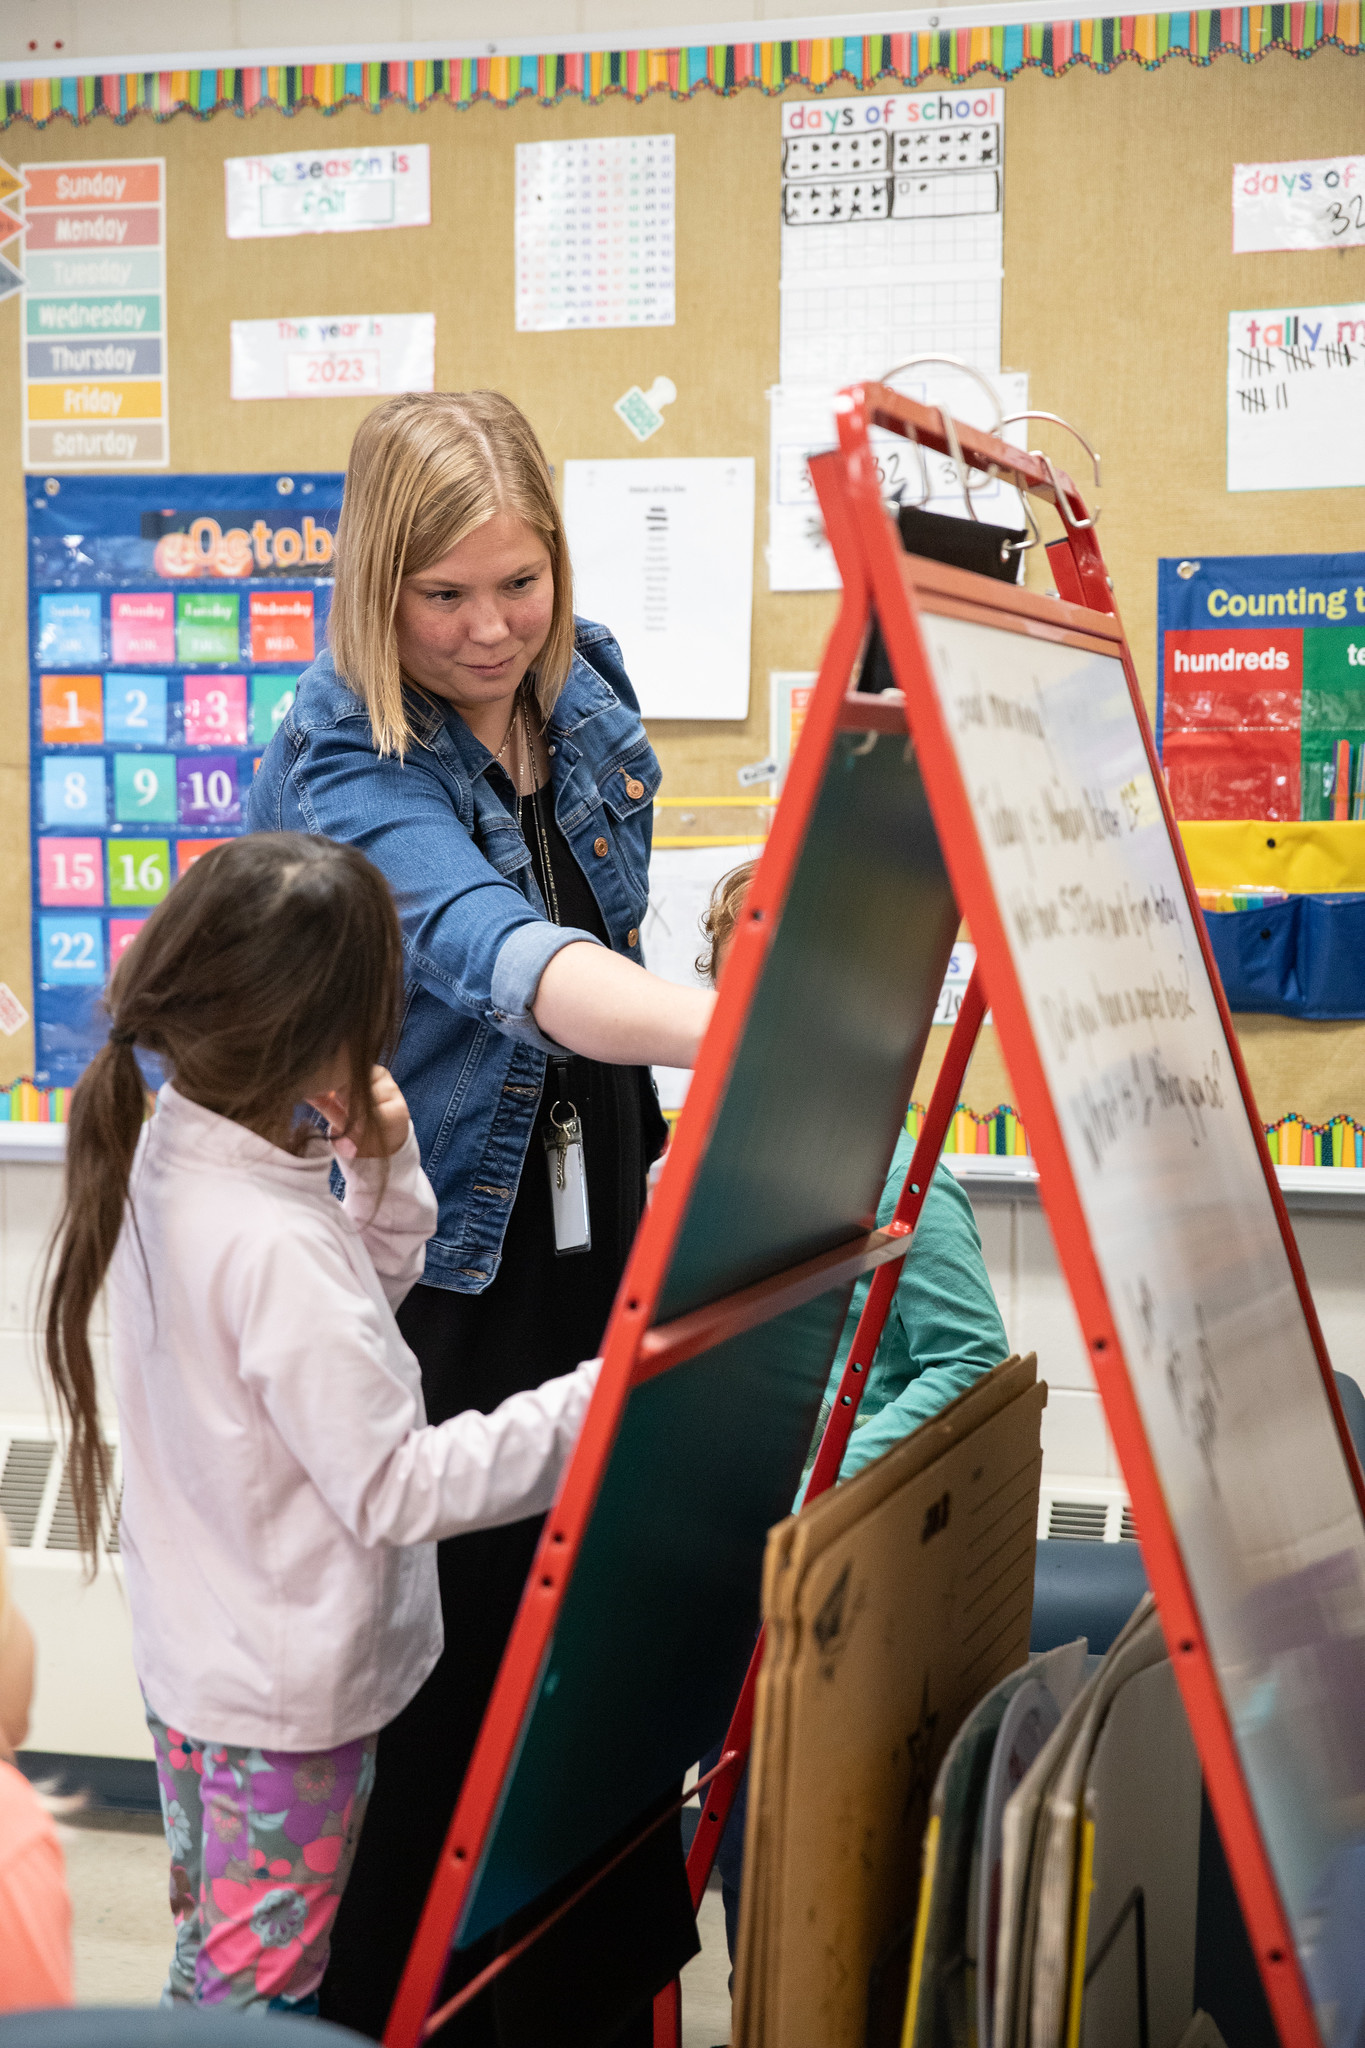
[911,1100,1365,1167]
[1,11,1361,128]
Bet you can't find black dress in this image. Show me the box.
[319,791,693,2047]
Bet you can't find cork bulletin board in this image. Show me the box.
[1,44,1362,1124]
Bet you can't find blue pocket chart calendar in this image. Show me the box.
[28,474,343,1088]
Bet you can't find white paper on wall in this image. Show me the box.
[1233,157,1365,254]
[1228,303,1365,492]
[225,145,430,238]
[563,457,755,719]
[515,135,675,333]
[768,367,1028,591]
[229,313,435,399]
[779,89,1005,391]
[645,843,765,1111]
[769,669,818,787]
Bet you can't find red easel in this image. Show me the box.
[390,385,1365,2048]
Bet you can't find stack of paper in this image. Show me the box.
[903,1637,1090,2048]
[954,1593,1203,2048]
[733,1353,1045,2048]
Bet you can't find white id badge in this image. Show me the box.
[544,1111,591,1255]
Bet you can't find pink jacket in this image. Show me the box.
[109,1086,596,1750]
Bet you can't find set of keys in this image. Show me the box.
[550,1106,582,1190]
[543,1097,591,1254]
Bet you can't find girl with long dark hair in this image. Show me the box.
[40,833,597,2016]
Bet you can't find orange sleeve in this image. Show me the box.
[0,1827,74,2012]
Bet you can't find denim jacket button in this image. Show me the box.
[624,776,644,800]
[627,927,639,947]
[593,836,608,857]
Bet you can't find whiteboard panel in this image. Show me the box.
[918,608,1365,2028]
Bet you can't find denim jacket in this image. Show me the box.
[246,619,660,1292]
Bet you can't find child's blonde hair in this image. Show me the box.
[697,861,757,984]
[328,391,575,758]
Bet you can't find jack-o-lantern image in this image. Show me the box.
[212,528,254,578]
[153,532,201,579]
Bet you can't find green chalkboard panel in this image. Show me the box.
[456,687,960,1946]
[659,716,959,1320]
[459,1286,851,1943]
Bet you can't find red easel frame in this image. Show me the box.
[389,385,1365,2048]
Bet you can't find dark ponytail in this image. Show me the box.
[42,1029,147,1571]
[41,833,405,1573]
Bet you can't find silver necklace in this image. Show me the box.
[494,696,519,773]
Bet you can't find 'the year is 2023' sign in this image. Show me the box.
[28,473,343,1086]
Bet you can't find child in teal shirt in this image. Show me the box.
[800,1124,1009,1495]
[698,862,1009,1496]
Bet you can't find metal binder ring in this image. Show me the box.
[998,410,1102,529]
[1038,453,1098,533]
[876,353,1006,516]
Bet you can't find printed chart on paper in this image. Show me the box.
[515,135,675,332]
[769,91,1015,590]
[778,91,1004,387]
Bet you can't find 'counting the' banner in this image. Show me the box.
[27,473,343,1087]
[1157,552,1365,822]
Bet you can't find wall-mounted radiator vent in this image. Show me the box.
[0,1424,120,1562]
[1037,1480,1135,1545]
[44,1466,82,1553]
[0,1438,56,1546]
[1046,1499,1109,1542]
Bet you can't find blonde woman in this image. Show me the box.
[247,391,708,2044]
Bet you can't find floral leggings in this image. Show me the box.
[147,1705,377,2012]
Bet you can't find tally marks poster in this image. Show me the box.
[28,473,343,1087]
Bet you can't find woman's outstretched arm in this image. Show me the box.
[533,941,715,1069]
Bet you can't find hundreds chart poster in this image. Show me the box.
[27,473,342,1087]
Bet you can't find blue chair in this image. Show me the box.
[0,2018,370,2048]
[1334,1367,1365,1470]
[1029,1536,1148,1655]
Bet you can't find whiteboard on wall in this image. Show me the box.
[917,603,1365,2007]
[563,457,755,720]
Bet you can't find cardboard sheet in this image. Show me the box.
[734,1352,1044,2048]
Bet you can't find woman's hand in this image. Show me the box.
[309,1065,413,1160]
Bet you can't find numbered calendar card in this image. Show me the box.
[27,472,343,1086]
